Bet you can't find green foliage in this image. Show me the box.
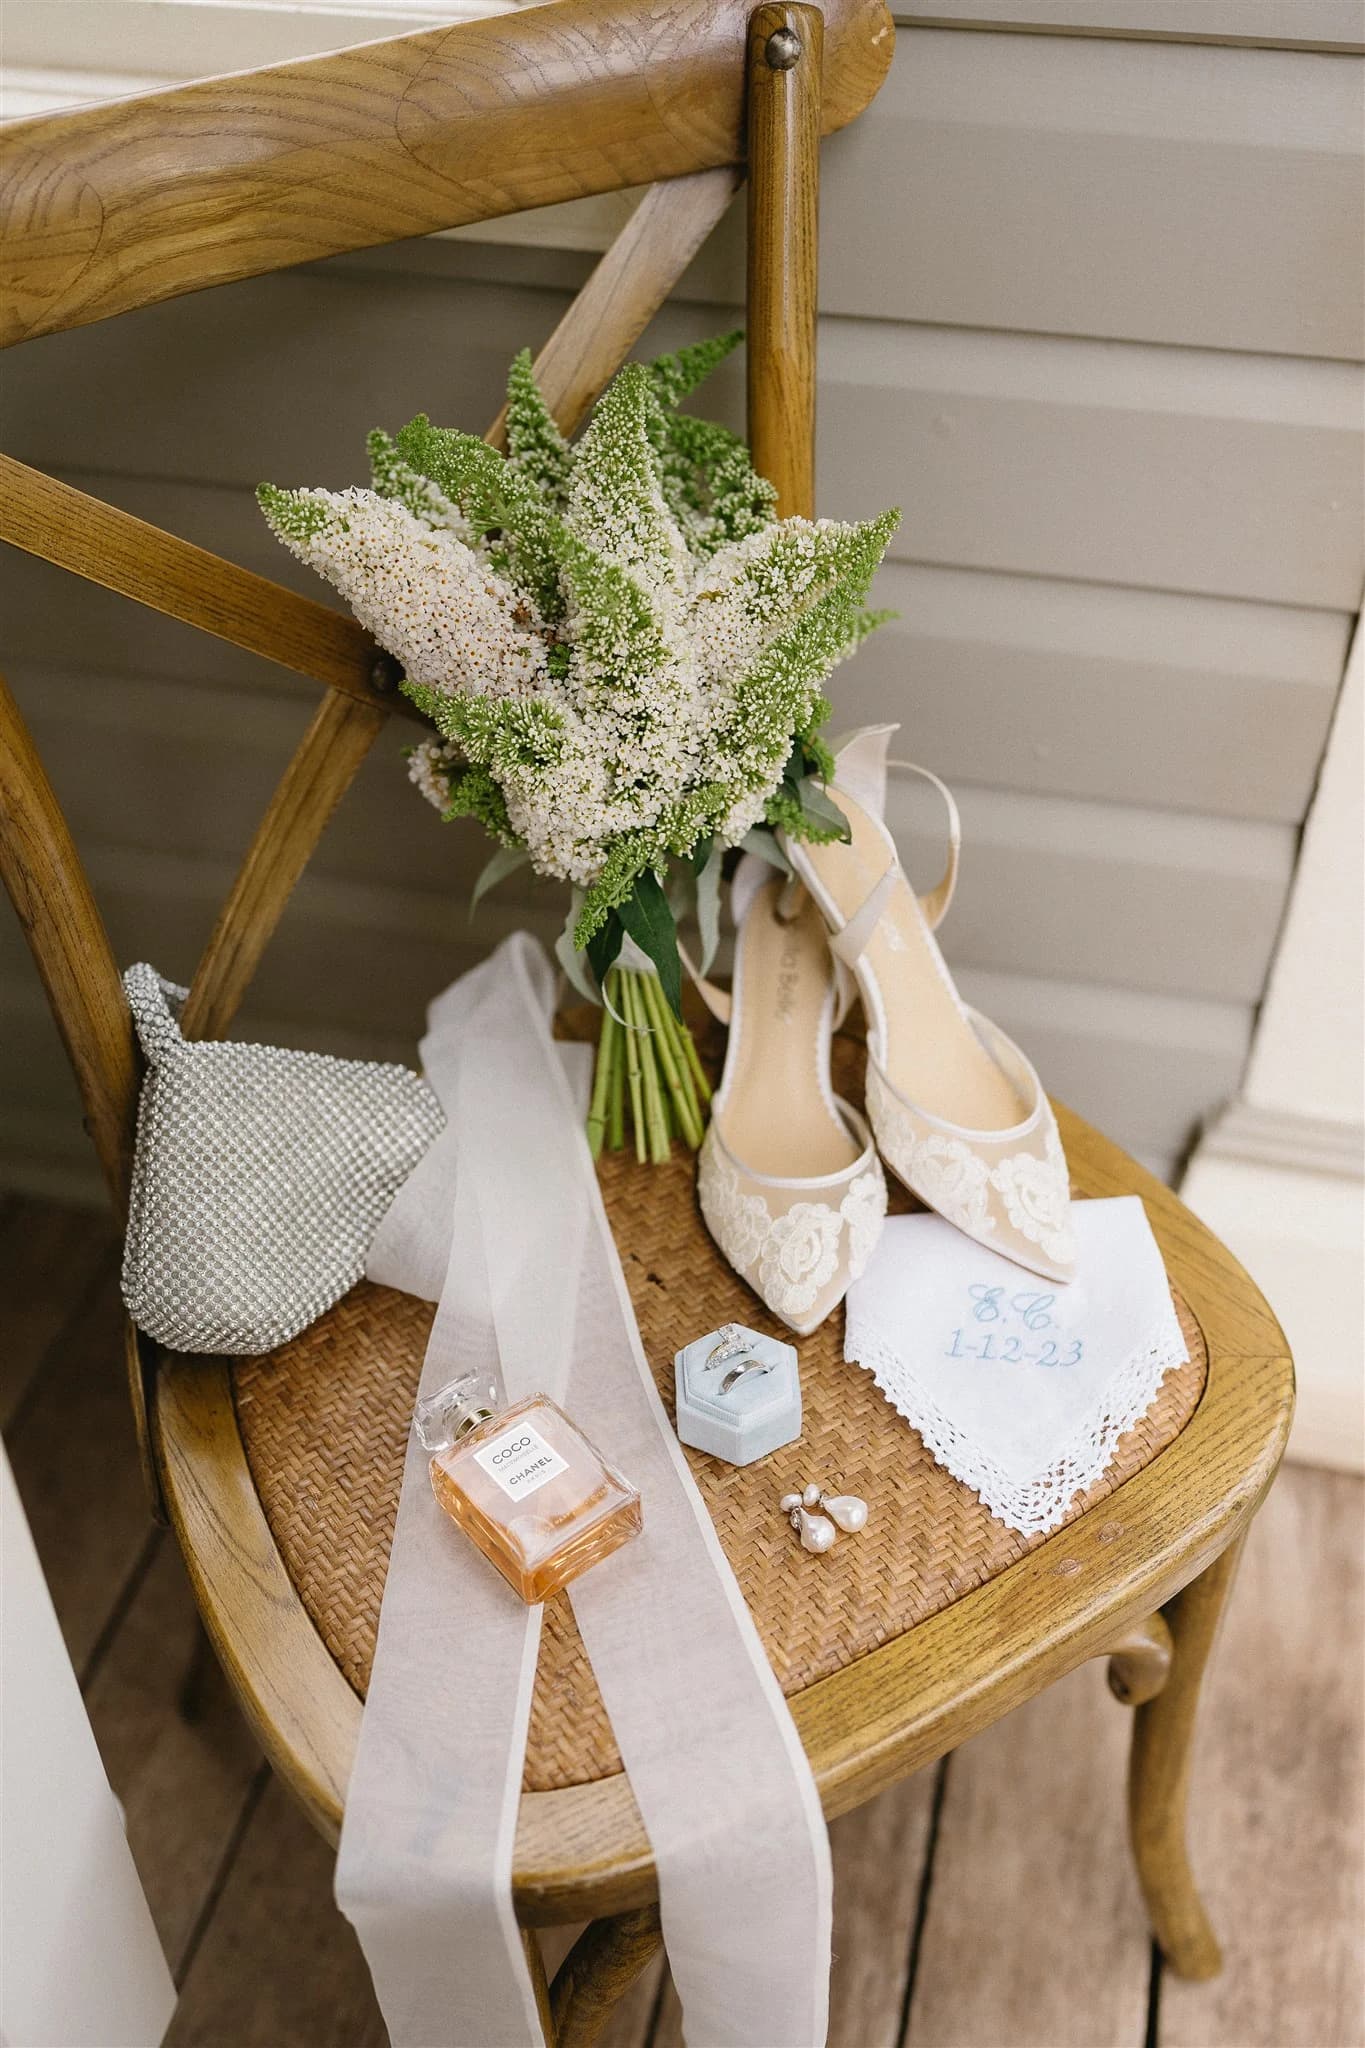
[585,910,625,994]
[549,527,672,703]
[763,779,850,844]
[366,429,462,527]
[571,781,730,964]
[565,363,685,594]
[401,679,564,777]
[796,712,836,785]
[256,483,335,545]
[766,734,852,843]
[573,833,660,948]
[656,414,775,556]
[641,333,772,554]
[441,765,519,844]
[503,350,572,506]
[725,511,900,750]
[648,330,743,408]
[848,606,898,653]
[260,331,901,1014]
[616,869,683,1017]
[395,415,564,618]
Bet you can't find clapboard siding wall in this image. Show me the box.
[1,15,1362,1196]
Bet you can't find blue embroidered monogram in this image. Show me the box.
[844,1198,1188,1536]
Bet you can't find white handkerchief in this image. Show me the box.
[844,1196,1188,1536]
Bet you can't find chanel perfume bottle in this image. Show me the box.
[414,1369,642,1603]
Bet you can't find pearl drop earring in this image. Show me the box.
[780,1491,836,1554]
[815,1486,868,1533]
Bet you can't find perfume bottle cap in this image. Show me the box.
[414,1368,503,1454]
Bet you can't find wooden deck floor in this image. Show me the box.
[3,1192,1361,2048]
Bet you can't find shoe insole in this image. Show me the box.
[801,789,1028,1134]
[720,878,862,1179]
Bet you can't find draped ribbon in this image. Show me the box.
[340,934,832,2047]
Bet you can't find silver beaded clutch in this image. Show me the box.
[120,964,444,1355]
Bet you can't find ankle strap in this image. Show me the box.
[828,759,961,969]
[678,938,732,1025]
[681,875,859,1032]
[899,759,960,931]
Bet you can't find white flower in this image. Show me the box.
[267,490,549,700]
[407,738,458,812]
[758,1202,843,1316]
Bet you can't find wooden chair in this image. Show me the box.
[0,5,1294,2040]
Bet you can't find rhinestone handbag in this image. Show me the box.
[120,963,445,1355]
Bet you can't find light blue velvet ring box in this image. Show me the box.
[674,1322,802,1466]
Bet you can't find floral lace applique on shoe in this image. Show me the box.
[989,1127,1076,1270]
[840,1170,887,1279]
[698,1126,887,1332]
[866,1057,1074,1282]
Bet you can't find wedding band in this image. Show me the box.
[719,1358,773,1396]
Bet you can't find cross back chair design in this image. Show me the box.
[0,6,1294,2040]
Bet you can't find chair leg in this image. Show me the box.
[1126,1534,1245,1980]
[547,1905,664,2048]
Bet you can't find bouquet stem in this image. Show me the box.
[587,968,711,1164]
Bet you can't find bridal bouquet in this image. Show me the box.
[259,333,898,1161]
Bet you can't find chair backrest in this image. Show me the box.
[0,0,893,1226]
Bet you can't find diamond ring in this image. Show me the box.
[705,1323,752,1371]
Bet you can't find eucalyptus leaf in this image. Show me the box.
[470,845,529,916]
[555,896,602,1007]
[795,777,852,841]
[695,844,722,973]
[740,827,793,876]
[616,872,683,1018]
[586,910,625,995]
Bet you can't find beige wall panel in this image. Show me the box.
[812,319,1364,606]
[840,565,1349,822]
[0,502,305,700]
[0,269,571,495]
[438,31,1365,353]
[886,777,1295,1001]
[4,294,1359,611]
[893,2,1365,47]
[9,664,519,889]
[955,964,1250,1178]
[812,34,1365,357]
[0,3,442,78]
[0,837,558,1058]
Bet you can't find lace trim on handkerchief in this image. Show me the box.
[847,1307,1189,1537]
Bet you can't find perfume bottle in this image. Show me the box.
[414,1369,642,1603]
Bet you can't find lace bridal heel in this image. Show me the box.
[780,727,1077,1283]
[697,858,887,1335]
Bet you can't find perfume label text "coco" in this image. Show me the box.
[473,1424,570,1502]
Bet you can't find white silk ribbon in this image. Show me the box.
[344,933,832,2046]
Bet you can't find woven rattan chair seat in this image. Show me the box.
[233,1029,1206,1795]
